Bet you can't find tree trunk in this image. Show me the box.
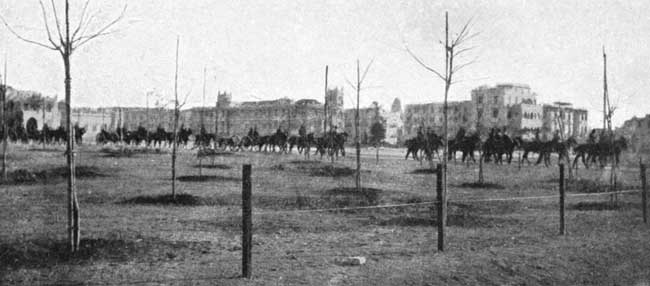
[478,149,484,184]
[64,0,79,253]
[42,98,46,149]
[441,12,450,229]
[171,37,179,199]
[64,55,79,252]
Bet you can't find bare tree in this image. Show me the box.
[171,36,191,199]
[346,59,374,192]
[404,11,477,250]
[1,0,126,252]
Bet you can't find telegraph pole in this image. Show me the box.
[1,56,7,182]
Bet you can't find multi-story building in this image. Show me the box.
[343,103,382,144]
[402,83,588,140]
[541,104,589,140]
[403,100,475,138]
[471,83,538,133]
[3,86,61,132]
[214,89,344,137]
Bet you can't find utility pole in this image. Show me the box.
[603,47,608,131]
[324,66,328,136]
[1,56,7,182]
[201,67,206,131]
[171,36,180,199]
[355,60,361,191]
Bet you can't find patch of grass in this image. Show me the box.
[100,148,135,157]
[28,148,62,152]
[410,168,437,174]
[457,182,506,189]
[309,165,357,177]
[569,201,626,211]
[196,149,235,157]
[274,160,361,177]
[191,164,231,169]
[100,147,168,157]
[119,193,213,206]
[567,179,616,193]
[176,175,240,182]
[1,166,108,184]
[0,237,206,270]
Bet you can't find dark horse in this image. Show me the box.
[448,132,481,163]
[483,132,518,164]
[573,136,627,169]
[404,131,443,162]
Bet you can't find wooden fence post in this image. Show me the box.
[242,164,252,278]
[560,164,565,235]
[641,163,647,224]
[436,164,445,251]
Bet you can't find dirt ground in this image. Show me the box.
[0,144,649,285]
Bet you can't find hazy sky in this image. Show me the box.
[1,0,648,128]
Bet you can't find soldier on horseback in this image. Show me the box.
[588,129,597,145]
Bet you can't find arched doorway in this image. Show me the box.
[26,117,38,140]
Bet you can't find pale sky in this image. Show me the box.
[1,0,648,128]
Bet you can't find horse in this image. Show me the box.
[483,133,517,164]
[535,137,577,167]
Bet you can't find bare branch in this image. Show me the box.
[404,45,446,81]
[178,90,192,109]
[78,10,99,39]
[455,31,480,47]
[72,4,127,50]
[38,1,62,51]
[48,0,65,44]
[344,77,356,90]
[0,14,59,51]
[71,0,91,42]
[359,58,374,84]
[452,58,477,74]
[454,46,476,58]
[451,16,474,47]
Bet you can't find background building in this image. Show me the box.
[214,89,344,137]
[402,83,588,140]
[4,86,61,131]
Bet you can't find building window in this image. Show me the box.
[477,96,483,104]
[492,108,499,118]
[507,111,512,119]
[493,96,498,104]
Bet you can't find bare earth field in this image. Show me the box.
[0,144,649,285]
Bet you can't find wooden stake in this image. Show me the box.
[242,164,252,278]
[560,164,566,235]
[436,164,445,251]
[641,163,647,224]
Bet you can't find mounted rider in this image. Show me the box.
[455,127,466,141]
[588,129,597,144]
[552,130,560,142]
[298,124,306,138]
